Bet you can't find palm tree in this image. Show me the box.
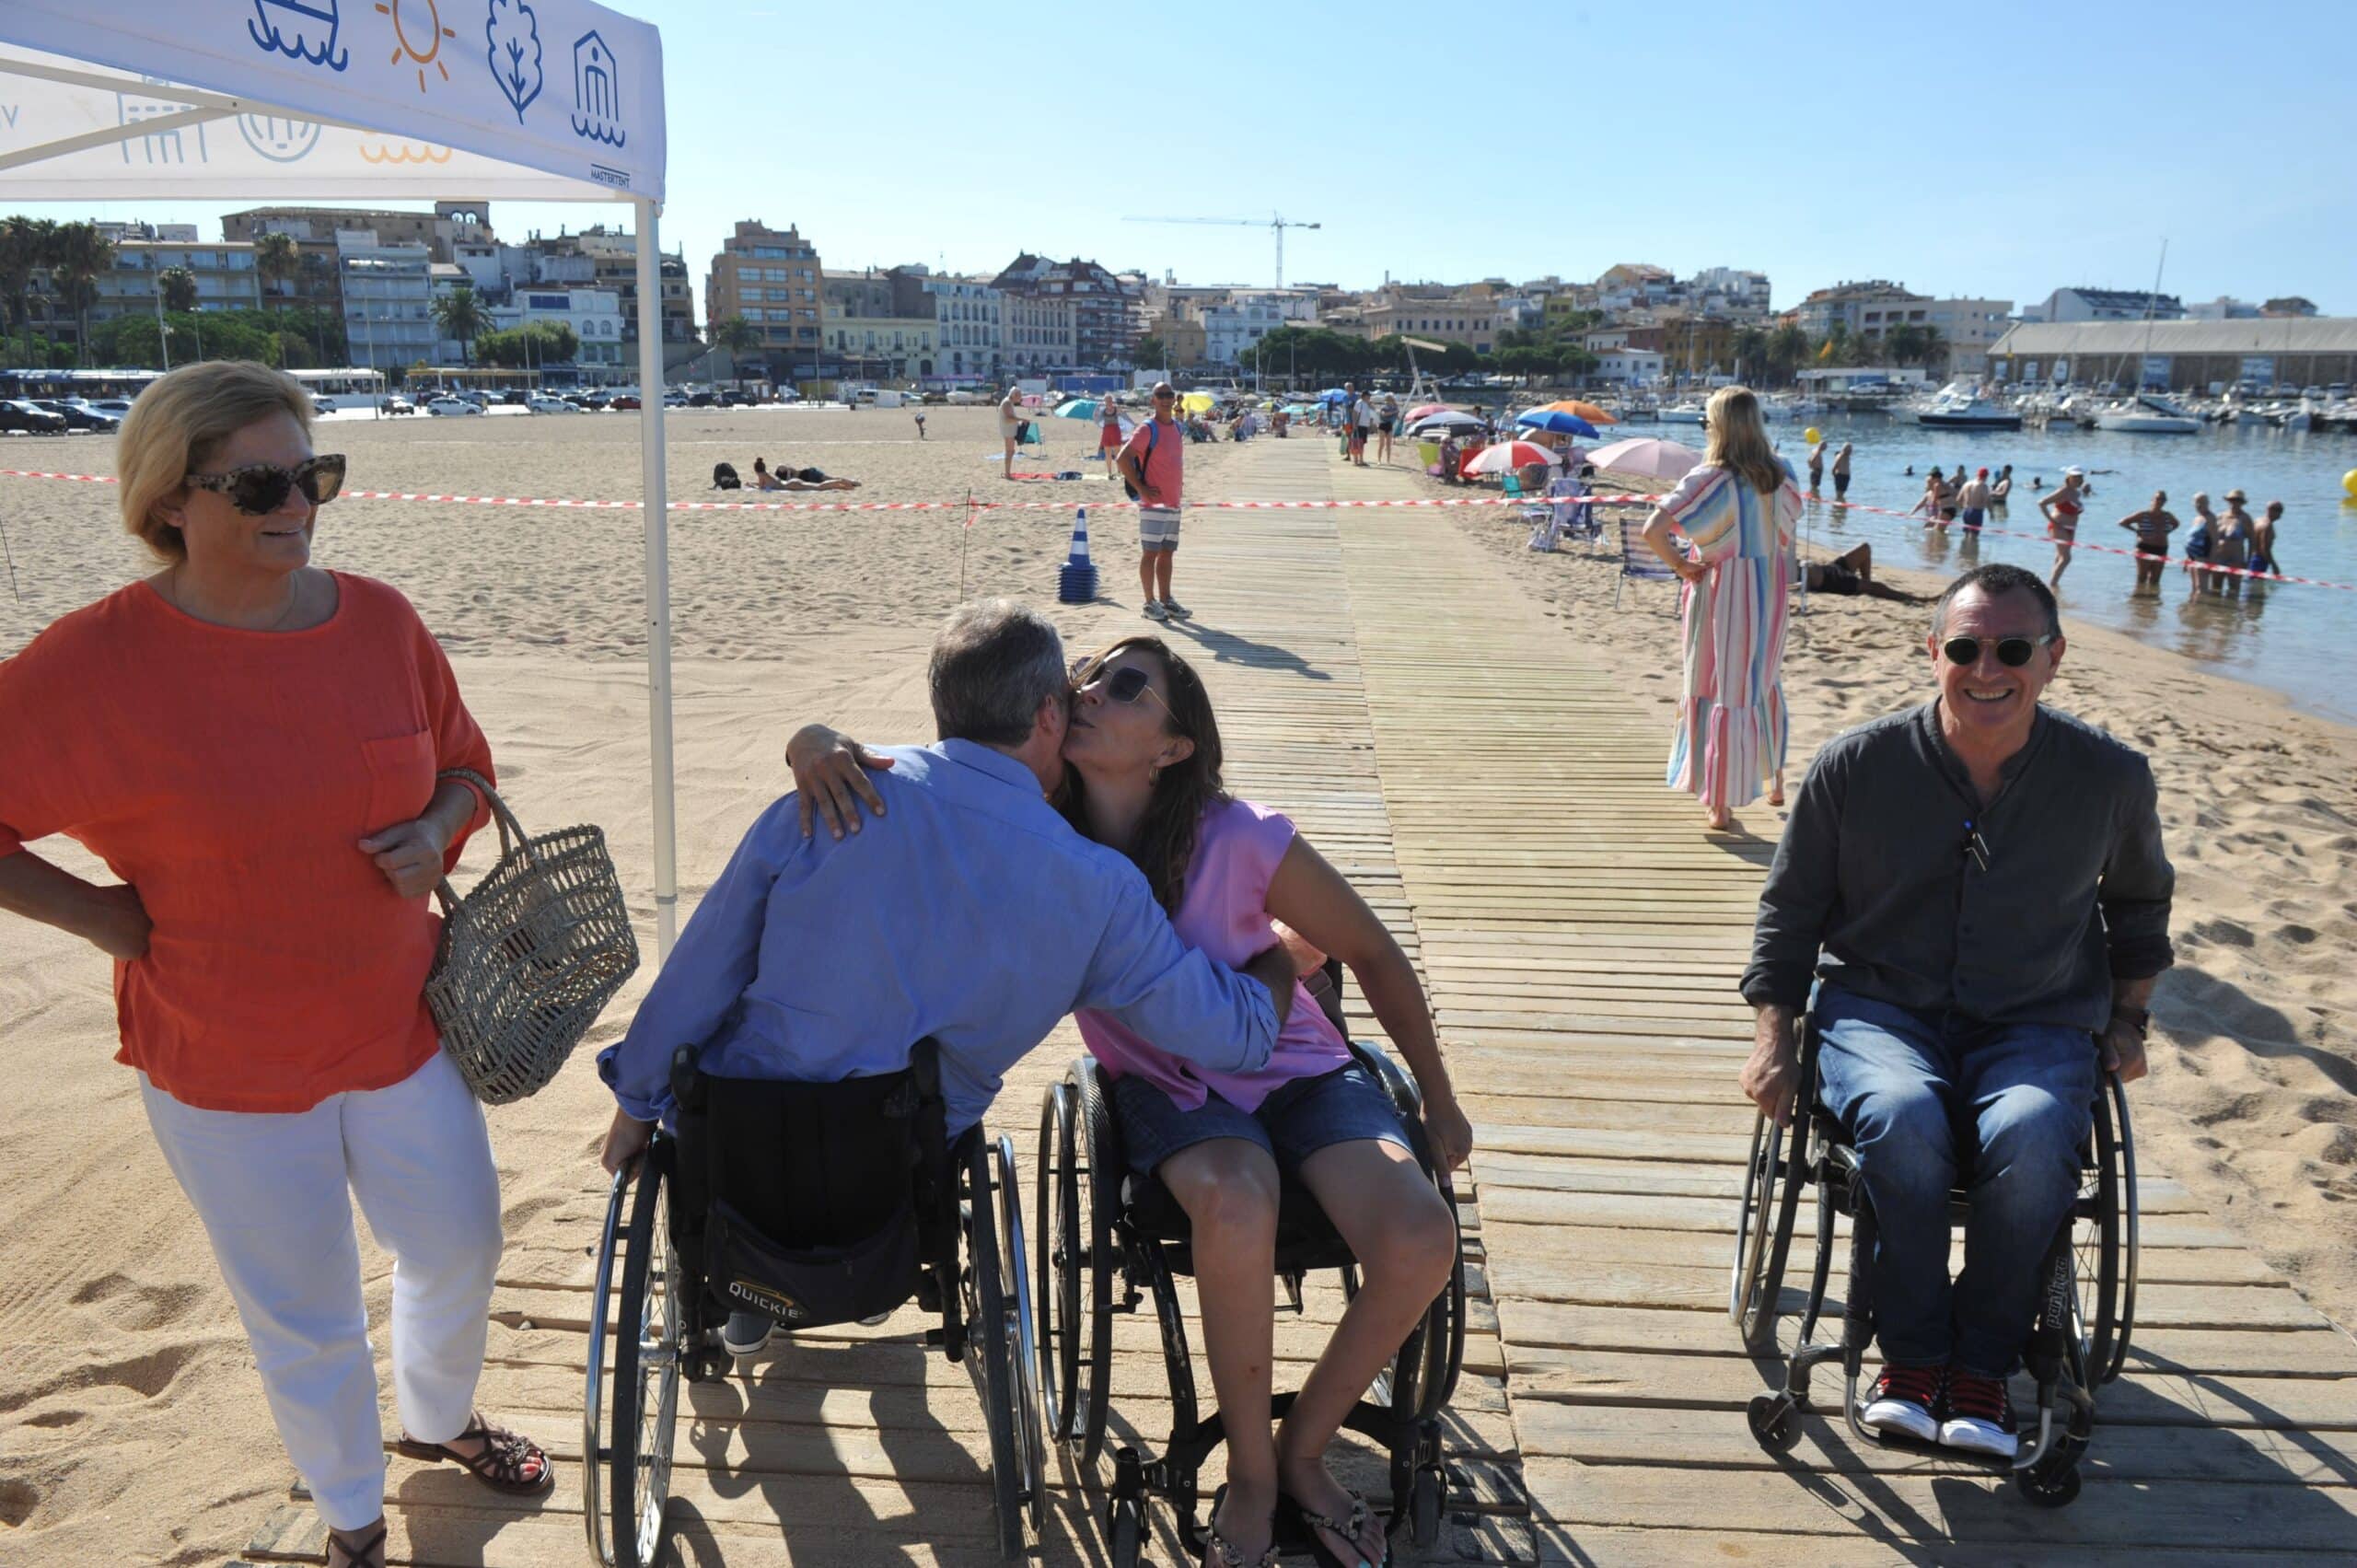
[1768,322,1809,384]
[712,312,759,377]
[1732,325,1770,384]
[157,265,200,314]
[1918,325,1950,378]
[432,284,486,366]
[0,215,47,363]
[255,232,299,310]
[1883,322,1926,369]
[49,223,114,366]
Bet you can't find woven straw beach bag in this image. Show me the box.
[424,768,641,1105]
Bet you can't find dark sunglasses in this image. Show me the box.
[1941,633,2053,668]
[1074,661,1172,714]
[183,454,346,515]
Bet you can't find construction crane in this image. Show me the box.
[1121,213,1321,288]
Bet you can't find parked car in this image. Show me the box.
[499,389,529,405]
[425,396,482,416]
[577,390,612,410]
[662,390,690,407]
[719,389,758,407]
[87,399,135,417]
[379,395,416,415]
[0,399,69,434]
[687,390,719,408]
[34,399,118,432]
[609,393,642,411]
[527,393,577,413]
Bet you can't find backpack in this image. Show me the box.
[712,461,741,491]
[1120,420,1161,502]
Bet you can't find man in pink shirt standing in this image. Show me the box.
[1118,381,1190,621]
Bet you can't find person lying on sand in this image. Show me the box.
[1741,561,2172,1463]
[1805,542,1929,603]
[752,456,860,492]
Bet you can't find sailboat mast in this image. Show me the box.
[2141,238,2168,391]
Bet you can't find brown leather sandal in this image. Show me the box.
[325,1523,387,1568]
[394,1411,554,1496]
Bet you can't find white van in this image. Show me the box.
[869,389,904,409]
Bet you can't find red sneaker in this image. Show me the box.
[1860,1364,1942,1443]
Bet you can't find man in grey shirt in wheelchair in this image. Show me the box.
[1738,562,2175,1459]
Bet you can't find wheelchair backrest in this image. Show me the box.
[677,1039,945,1249]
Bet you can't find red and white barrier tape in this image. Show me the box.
[4,466,2345,591]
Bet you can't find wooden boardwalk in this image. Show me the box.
[233,435,2357,1565]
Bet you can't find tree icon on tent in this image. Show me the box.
[483,0,542,122]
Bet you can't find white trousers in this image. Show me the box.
[140,1050,504,1530]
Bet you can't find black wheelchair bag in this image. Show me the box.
[670,1040,946,1333]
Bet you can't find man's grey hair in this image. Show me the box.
[929,598,1068,746]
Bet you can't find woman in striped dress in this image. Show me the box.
[1638,386,1803,830]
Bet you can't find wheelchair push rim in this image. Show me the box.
[1731,1109,1804,1342]
[584,1152,683,1568]
[961,1131,1044,1557]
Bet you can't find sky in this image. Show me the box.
[14,0,2355,320]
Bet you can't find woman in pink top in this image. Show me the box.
[790,636,1469,1568]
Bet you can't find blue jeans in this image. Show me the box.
[1814,985,2096,1377]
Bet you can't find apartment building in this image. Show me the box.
[993,255,1139,368]
[1004,294,1077,372]
[706,221,825,360]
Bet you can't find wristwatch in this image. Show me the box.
[2110,1005,2151,1040]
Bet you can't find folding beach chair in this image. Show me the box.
[1615,513,1680,610]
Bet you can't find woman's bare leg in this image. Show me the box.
[1158,1139,1283,1562]
[1280,1139,1457,1565]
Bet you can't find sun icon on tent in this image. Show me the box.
[376,0,458,94]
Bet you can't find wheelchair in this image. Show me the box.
[1033,968,1468,1564]
[1728,1013,2139,1506]
[583,1040,1044,1565]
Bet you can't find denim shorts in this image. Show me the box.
[1109,1063,1411,1178]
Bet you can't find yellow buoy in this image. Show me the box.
[2344,468,2357,498]
[1805,426,1823,446]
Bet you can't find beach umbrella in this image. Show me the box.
[1462,440,1562,477]
[1538,398,1619,425]
[1318,389,1352,404]
[1053,397,1101,420]
[1515,409,1600,439]
[1404,402,1457,421]
[1586,436,1701,481]
[1406,409,1484,436]
[1181,391,1216,413]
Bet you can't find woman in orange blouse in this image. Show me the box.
[0,363,548,1568]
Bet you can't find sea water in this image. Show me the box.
[1760,414,2357,723]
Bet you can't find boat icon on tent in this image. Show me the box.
[569,30,623,147]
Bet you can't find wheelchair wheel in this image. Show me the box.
[961,1133,1039,1559]
[1036,1084,1082,1444]
[1731,1110,1804,1344]
[2071,1077,2134,1386]
[993,1134,1048,1539]
[1063,1061,1120,1464]
[585,1156,681,1568]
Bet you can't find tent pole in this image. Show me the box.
[633,201,678,958]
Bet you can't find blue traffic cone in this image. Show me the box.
[1058,505,1099,604]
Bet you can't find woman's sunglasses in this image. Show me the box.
[1940,633,2053,668]
[183,454,347,516]
[1074,661,1172,714]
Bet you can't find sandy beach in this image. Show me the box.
[1,407,2351,1563]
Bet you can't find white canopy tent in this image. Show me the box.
[0,0,682,951]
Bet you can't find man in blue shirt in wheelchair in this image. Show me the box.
[1740,563,2174,1459]
[595,596,1297,1174]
